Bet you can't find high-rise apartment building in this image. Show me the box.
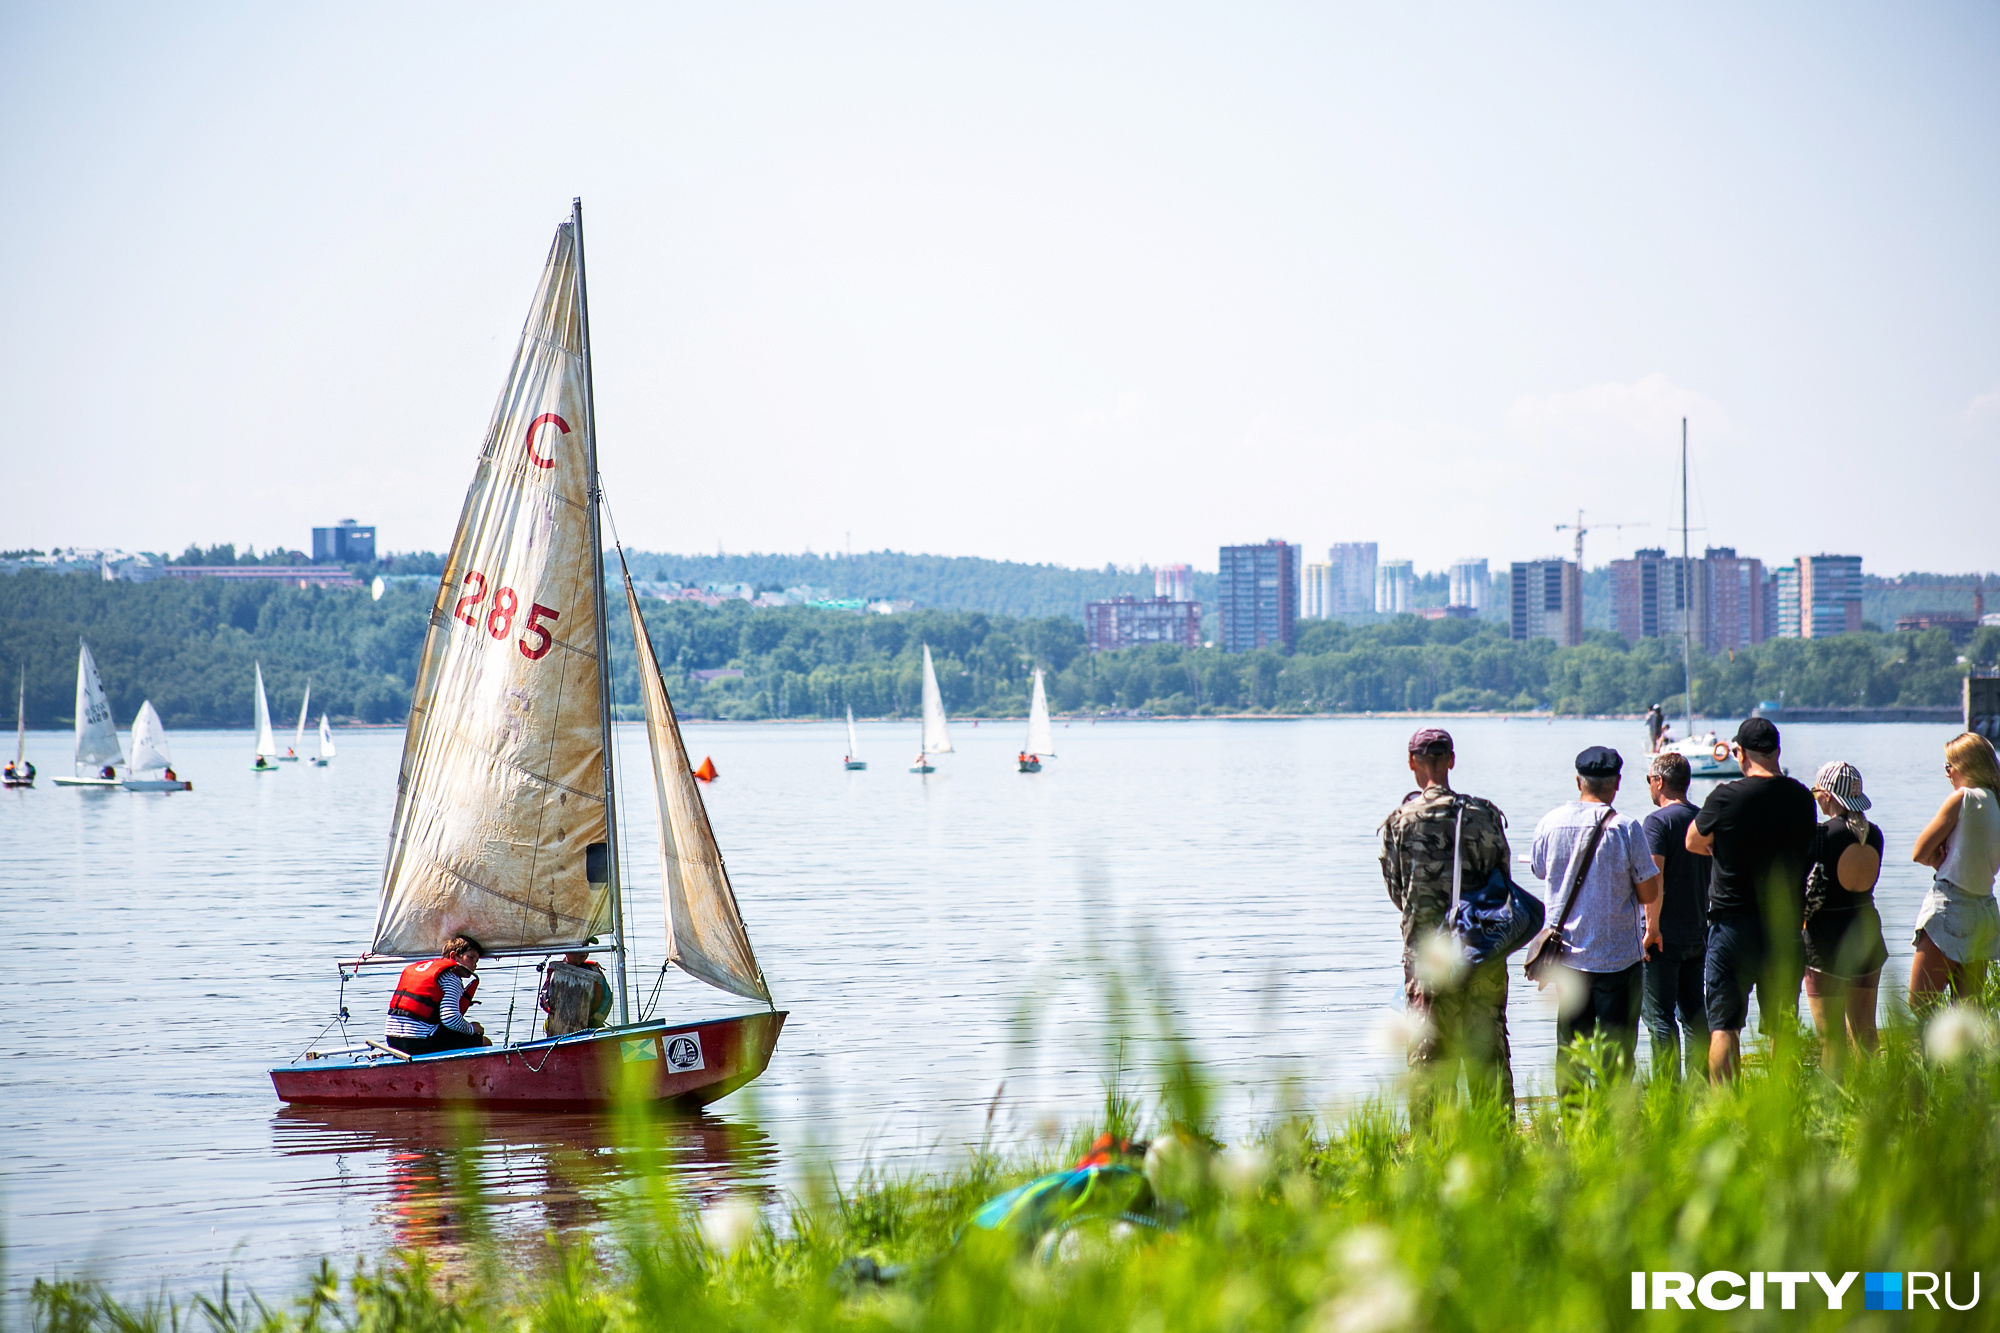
[1510,558,1583,647]
[1325,542,1377,616]
[1448,558,1488,612]
[1375,560,1414,614]
[1085,596,1203,652]
[1611,548,1700,643]
[1154,563,1193,602]
[1800,554,1864,638]
[1703,548,1767,651]
[1218,540,1299,653]
[312,519,376,564]
[1771,564,1802,639]
[1302,562,1332,619]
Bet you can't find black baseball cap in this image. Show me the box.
[1734,717,1780,753]
[1575,746,1622,778]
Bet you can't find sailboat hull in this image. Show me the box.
[123,778,192,792]
[1018,759,1041,773]
[270,1010,785,1110]
[844,760,866,770]
[52,775,122,788]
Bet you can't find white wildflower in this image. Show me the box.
[699,1196,759,1254]
[1413,929,1468,991]
[1372,1007,1433,1058]
[1925,1003,1997,1063]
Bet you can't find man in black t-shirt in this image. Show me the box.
[1687,717,1818,1079]
[1642,751,1709,1078]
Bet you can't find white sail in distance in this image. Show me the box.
[318,714,335,760]
[1026,669,1055,756]
[129,701,173,773]
[920,644,953,755]
[252,664,278,760]
[846,705,861,758]
[372,220,613,957]
[292,681,311,752]
[623,564,770,1003]
[73,642,123,770]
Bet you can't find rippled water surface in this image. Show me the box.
[0,716,1966,1292]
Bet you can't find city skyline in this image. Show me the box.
[2,6,1996,574]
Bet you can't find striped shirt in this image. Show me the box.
[384,969,476,1038]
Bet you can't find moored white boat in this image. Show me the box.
[270,202,783,1111]
[1663,730,1741,779]
[312,713,334,767]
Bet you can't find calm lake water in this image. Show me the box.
[0,715,1967,1293]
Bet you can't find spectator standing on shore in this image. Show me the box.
[1380,727,1515,1109]
[1641,751,1709,1078]
[1910,732,2000,1004]
[1801,761,1886,1072]
[1686,718,1817,1080]
[1530,747,1663,1076]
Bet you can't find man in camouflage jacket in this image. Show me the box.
[1380,727,1514,1107]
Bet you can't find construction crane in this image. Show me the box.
[1554,510,1647,571]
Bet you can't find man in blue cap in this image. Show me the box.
[1530,745,1663,1078]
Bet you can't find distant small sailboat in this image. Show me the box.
[312,713,334,767]
[52,642,124,788]
[843,705,866,770]
[123,701,192,791]
[911,643,952,773]
[251,663,280,771]
[1019,668,1055,773]
[4,664,34,788]
[281,681,310,761]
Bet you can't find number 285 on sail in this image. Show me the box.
[453,573,560,660]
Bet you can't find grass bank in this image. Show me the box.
[26,1003,2000,1333]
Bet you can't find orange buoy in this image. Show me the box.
[693,756,718,783]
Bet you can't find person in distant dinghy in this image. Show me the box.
[385,935,489,1055]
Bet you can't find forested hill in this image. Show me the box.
[623,550,1218,620]
[2,569,1993,731]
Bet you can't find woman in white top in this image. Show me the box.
[1910,732,2000,1003]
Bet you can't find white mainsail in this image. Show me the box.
[252,663,278,760]
[129,701,173,773]
[624,567,770,1003]
[846,705,861,758]
[73,642,123,771]
[318,714,335,760]
[371,220,614,958]
[292,681,311,752]
[1026,668,1055,756]
[920,644,953,755]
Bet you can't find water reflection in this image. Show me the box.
[272,1106,779,1259]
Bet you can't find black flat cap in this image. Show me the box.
[1575,745,1623,778]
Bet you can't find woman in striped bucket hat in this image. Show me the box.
[1801,760,1886,1072]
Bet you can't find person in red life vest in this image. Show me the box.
[384,935,490,1055]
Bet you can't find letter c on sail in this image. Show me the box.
[524,413,570,469]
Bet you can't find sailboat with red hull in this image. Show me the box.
[271,202,784,1110]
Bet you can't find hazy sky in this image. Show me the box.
[4,3,1996,576]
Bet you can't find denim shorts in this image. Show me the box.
[1704,915,1764,1033]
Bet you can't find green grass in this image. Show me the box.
[24,1006,2000,1333]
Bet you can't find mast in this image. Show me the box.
[573,196,630,1026]
[15,664,23,765]
[1681,417,1694,733]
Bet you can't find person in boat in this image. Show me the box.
[162,766,176,781]
[538,943,613,1035]
[253,756,274,771]
[4,759,31,782]
[99,764,116,780]
[1645,703,1666,754]
[385,935,490,1054]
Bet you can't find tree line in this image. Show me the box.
[3,570,1992,731]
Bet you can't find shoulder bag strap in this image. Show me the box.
[1553,807,1613,935]
[1451,801,1466,915]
